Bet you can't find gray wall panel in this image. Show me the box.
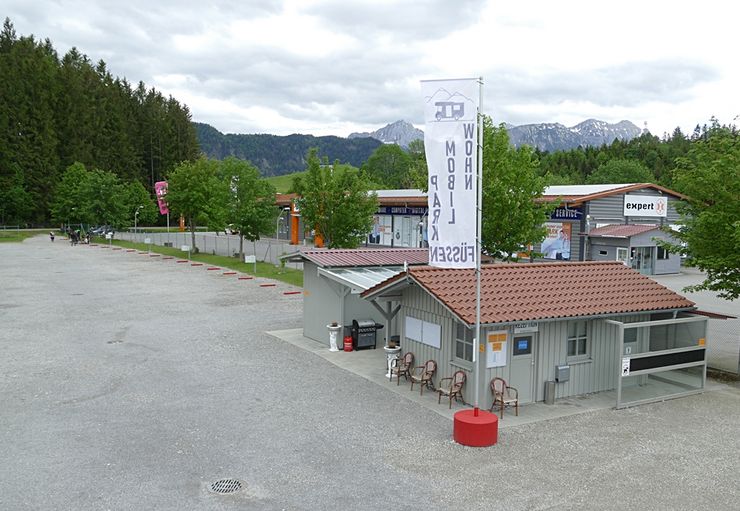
[303,262,386,344]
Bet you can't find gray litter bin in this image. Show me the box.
[544,380,556,405]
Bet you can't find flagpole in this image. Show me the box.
[474,76,483,415]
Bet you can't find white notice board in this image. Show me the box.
[486,331,508,368]
[405,316,422,342]
[423,322,441,349]
[404,316,441,349]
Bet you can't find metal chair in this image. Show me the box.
[490,377,519,418]
[437,370,466,408]
[390,351,415,384]
[409,359,437,395]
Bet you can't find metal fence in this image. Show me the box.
[116,230,305,269]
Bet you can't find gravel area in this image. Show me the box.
[1,236,738,510]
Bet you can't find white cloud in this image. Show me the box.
[4,0,739,137]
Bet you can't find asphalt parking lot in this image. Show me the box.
[1,236,738,510]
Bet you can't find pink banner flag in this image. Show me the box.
[154,181,169,215]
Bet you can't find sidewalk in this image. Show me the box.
[267,328,682,428]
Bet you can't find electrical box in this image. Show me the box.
[555,365,570,383]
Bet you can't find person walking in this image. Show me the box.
[49,231,55,242]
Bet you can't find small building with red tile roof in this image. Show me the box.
[587,223,681,274]
[281,248,429,344]
[361,261,708,409]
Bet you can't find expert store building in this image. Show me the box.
[535,183,687,274]
[362,261,709,410]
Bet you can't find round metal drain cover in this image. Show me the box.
[209,478,243,494]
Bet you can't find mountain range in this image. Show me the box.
[194,118,643,176]
[193,122,382,176]
[347,119,643,152]
[348,120,424,148]
[507,119,643,152]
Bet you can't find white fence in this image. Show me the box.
[117,231,305,269]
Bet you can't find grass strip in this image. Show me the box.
[103,238,303,288]
[0,230,50,243]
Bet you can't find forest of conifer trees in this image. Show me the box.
[0,18,199,225]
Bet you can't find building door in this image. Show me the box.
[616,247,628,265]
[631,247,654,275]
[400,216,412,247]
[509,334,536,403]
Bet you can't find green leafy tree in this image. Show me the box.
[166,157,227,252]
[124,180,158,228]
[83,168,130,229]
[295,149,377,248]
[586,158,655,184]
[361,143,411,189]
[406,138,428,191]
[219,157,276,259]
[50,162,91,227]
[480,117,551,260]
[663,125,740,299]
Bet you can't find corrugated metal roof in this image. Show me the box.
[544,184,634,197]
[283,248,429,267]
[541,183,687,204]
[588,224,660,238]
[375,189,426,198]
[362,262,694,325]
[319,266,403,293]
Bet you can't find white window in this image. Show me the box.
[455,322,474,362]
[616,247,628,265]
[567,321,590,360]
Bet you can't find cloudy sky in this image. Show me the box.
[6,0,739,137]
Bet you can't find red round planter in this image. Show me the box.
[453,409,498,447]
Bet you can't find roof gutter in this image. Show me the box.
[470,306,698,329]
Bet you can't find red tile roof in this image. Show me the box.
[284,248,429,267]
[588,224,660,238]
[362,262,694,325]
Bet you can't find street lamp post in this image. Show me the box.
[134,205,143,243]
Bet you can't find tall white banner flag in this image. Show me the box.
[421,78,479,268]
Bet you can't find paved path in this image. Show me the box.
[1,236,738,510]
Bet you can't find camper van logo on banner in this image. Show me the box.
[421,78,479,269]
